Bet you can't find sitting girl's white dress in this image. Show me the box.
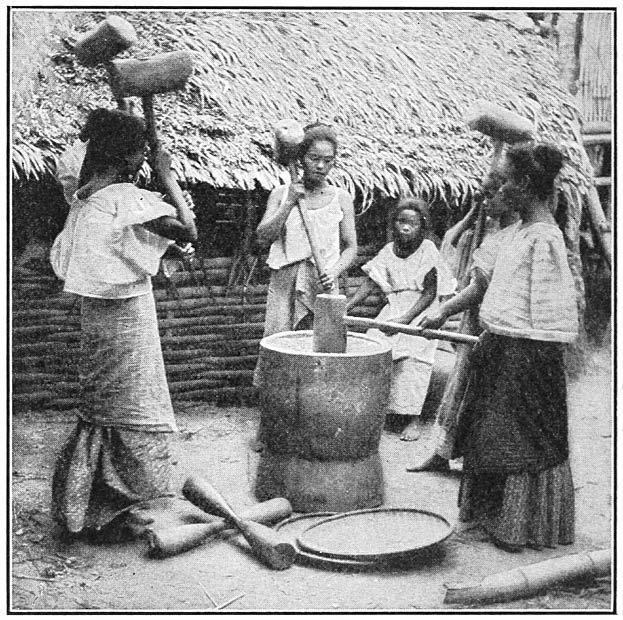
[362,239,455,417]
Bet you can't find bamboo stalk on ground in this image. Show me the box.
[444,549,611,605]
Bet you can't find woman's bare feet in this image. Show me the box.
[400,417,423,441]
[406,453,450,472]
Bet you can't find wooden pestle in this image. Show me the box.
[311,295,479,353]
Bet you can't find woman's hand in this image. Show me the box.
[154,148,174,180]
[318,268,337,293]
[417,308,448,330]
[287,182,306,205]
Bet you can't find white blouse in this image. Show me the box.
[51,183,175,299]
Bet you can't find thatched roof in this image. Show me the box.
[13,10,594,211]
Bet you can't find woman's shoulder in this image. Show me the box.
[334,186,353,203]
[519,223,566,254]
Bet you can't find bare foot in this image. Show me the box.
[406,453,450,472]
[400,418,423,441]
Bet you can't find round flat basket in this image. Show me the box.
[275,513,375,569]
[296,508,453,562]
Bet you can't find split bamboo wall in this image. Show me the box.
[12,251,382,411]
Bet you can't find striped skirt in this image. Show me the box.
[455,333,575,549]
[52,293,177,535]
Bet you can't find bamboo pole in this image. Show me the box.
[345,316,479,346]
[444,549,611,606]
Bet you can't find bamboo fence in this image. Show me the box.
[12,251,382,410]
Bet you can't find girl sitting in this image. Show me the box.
[346,198,454,441]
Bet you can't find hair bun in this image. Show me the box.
[534,143,564,179]
[79,108,112,141]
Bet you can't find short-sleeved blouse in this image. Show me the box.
[472,221,579,343]
[267,185,345,270]
[362,239,455,297]
[51,183,175,299]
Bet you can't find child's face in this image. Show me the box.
[394,209,422,245]
[302,140,335,182]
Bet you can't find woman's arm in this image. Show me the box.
[419,269,488,329]
[392,268,438,325]
[319,190,358,290]
[345,277,382,313]
[144,150,197,243]
[256,184,305,248]
[448,203,479,247]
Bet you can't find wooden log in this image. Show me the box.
[159,327,263,346]
[12,385,80,403]
[164,358,257,374]
[583,121,611,135]
[582,133,611,146]
[157,313,265,331]
[13,372,75,384]
[161,339,261,354]
[444,549,611,606]
[155,296,266,313]
[12,392,58,406]
[585,186,612,269]
[168,373,253,392]
[13,325,80,338]
[12,309,81,320]
[13,342,80,356]
[173,386,257,403]
[13,297,79,311]
[12,394,79,410]
[156,269,231,288]
[153,284,271,302]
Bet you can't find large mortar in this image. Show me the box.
[254,330,392,513]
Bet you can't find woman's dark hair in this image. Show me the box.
[505,142,565,200]
[79,108,147,184]
[298,122,338,159]
[393,197,431,231]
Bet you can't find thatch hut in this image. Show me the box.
[12,10,595,409]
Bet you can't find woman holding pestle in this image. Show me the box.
[255,122,357,333]
[410,161,521,470]
[418,143,578,551]
[50,108,197,539]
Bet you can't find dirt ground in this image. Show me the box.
[11,345,612,612]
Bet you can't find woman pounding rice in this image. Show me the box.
[346,198,455,441]
[255,122,357,332]
[50,108,197,538]
[252,122,357,450]
[419,142,578,551]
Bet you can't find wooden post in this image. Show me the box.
[585,186,612,269]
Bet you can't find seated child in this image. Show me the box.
[346,198,454,441]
